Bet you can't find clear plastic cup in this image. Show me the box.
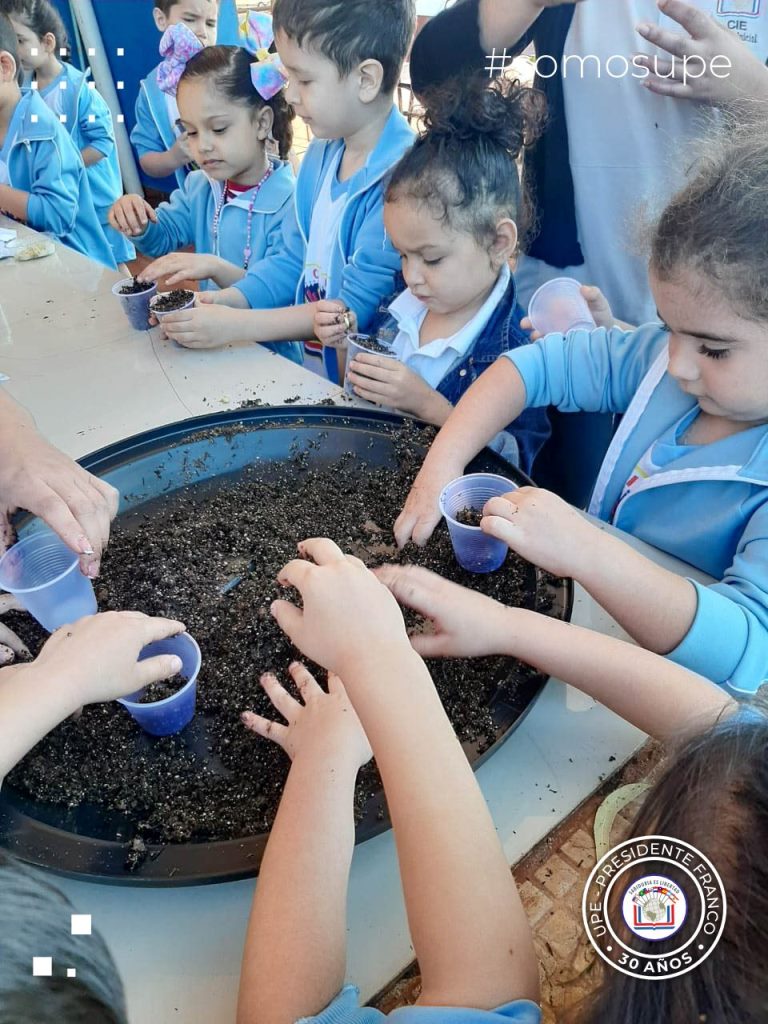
[150,291,196,322]
[112,278,157,331]
[0,529,97,631]
[439,473,518,573]
[527,277,596,336]
[118,632,201,737]
[344,333,398,398]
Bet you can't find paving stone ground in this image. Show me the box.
[371,740,664,1022]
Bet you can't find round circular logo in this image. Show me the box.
[582,835,727,980]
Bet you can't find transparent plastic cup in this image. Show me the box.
[439,473,518,573]
[112,277,157,331]
[344,333,398,398]
[119,632,201,737]
[0,529,97,631]
[150,291,196,322]
[527,277,596,336]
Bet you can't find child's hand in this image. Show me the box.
[313,300,355,348]
[0,594,29,663]
[482,487,598,579]
[375,563,512,659]
[271,537,411,680]
[139,253,222,287]
[242,662,372,768]
[394,453,465,548]
[30,611,186,706]
[521,284,615,340]
[160,301,242,348]
[348,355,450,422]
[108,195,158,237]
[171,133,193,167]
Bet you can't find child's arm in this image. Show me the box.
[0,611,184,788]
[375,563,737,740]
[80,147,106,167]
[159,301,318,350]
[269,539,540,1011]
[237,664,371,1024]
[0,184,29,222]
[77,80,114,169]
[131,87,191,180]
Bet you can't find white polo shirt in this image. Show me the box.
[389,264,510,388]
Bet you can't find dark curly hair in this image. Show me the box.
[651,107,768,323]
[385,72,547,251]
[179,45,294,160]
[0,0,69,60]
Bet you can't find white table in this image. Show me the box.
[0,223,709,1022]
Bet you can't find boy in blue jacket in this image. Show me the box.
[157,0,416,383]
[130,0,219,193]
[0,15,114,269]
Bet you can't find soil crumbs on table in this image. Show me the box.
[6,423,555,856]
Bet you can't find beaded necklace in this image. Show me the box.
[211,163,273,270]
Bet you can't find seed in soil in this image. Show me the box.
[135,675,189,704]
[455,506,484,527]
[150,289,194,313]
[119,278,154,295]
[5,423,555,851]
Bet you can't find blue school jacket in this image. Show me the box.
[3,91,116,268]
[29,63,134,264]
[131,159,302,363]
[131,61,187,191]
[233,105,415,380]
[505,323,768,695]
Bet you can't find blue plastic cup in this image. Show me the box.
[118,632,201,737]
[112,278,157,331]
[0,529,97,631]
[439,473,518,573]
[344,333,398,398]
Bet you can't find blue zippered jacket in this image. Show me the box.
[131,61,187,191]
[27,63,134,264]
[506,323,768,695]
[4,91,115,268]
[130,159,301,363]
[233,106,415,380]
[372,277,550,475]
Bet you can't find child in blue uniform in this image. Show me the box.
[315,74,550,476]
[0,13,114,268]
[396,115,768,697]
[130,0,219,193]
[110,21,300,363]
[155,0,415,384]
[3,0,134,266]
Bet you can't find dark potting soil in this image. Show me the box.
[6,423,554,854]
[137,674,189,704]
[118,278,154,296]
[151,289,194,313]
[455,507,484,527]
[351,335,393,355]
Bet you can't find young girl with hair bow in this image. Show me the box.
[110,14,301,363]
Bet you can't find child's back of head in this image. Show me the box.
[272,0,414,95]
[584,704,768,1023]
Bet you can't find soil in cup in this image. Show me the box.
[455,507,484,527]
[151,289,194,313]
[137,675,189,705]
[352,336,394,355]
[5,423,558,853]
[119,278,154,296]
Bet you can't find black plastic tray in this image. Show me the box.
[0,407,572,885]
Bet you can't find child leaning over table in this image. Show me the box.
[315,73,551,476]
[155,0,416,384]
[0,13,115,268]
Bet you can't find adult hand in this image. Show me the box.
[0,399,119,576]
[375,563,513,659]
[139,253,223,288]
[271,537,411,680]
[242,662,372,768]
[313,300,355,349]
[108,194,157,237]
[160,299,245,348]
[482,487,597,578]
[521,284,615,340]
[347,355,450,423]
[31,610,186,705]
[635,0,768,103]
[393,452,464,548]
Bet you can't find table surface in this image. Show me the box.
[0,221,709,1023]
